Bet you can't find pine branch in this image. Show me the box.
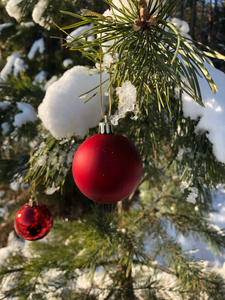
[59,0,225,112]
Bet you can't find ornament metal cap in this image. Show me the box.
[29,195,38,207]
[99,115,113,134]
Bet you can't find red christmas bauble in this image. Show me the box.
[14,203,53,241]
[72,133,143,203]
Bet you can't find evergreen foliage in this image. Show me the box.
[59,0,225,108]
[0,0,225,299]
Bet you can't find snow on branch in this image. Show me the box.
[38,66,108,139]
[13,103,37,127]
[28,38,45,60]
[0,54,27,81]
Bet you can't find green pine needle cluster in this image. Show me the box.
[59,0,225,111]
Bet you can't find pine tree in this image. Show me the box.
[1,0,225,299]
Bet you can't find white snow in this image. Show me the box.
[0,102,9,110]
[186,186,198,204]
[1,122,10,135]
[63,59,73,68]
[0,246,15,265]
[36,154,48,166]
[38,65,108,139]
[0,53,19,80]
[13,56,27,76]
[181,183,199,204]
[111,0,135,16]
[28,38,45,60]
[170,17,191,38]
[44,75,58,89]
[7,230,24,248]
[5,0,22,21]
[182,62,225,163]
[0,53,27,80]
[180,181,189,192]
[0,231,23,264]
[45,186,60,195]
[20,21,35,28]
[13,102,37,127]
[0,23,13,33]
[32,0,50,29]
[110,80,138,125]
[67,150,75,165]
[0,207,4,217]
[177,185,225,266]
[102,53,114,69]
[34,70,47,83]
[66,24,93,44]
[9,174,23,191]
[102,53,119,70]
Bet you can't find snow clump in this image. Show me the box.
[6,0,22,21]
[63,59,73,68]
[0,53,27,80]
[28,38,45,60]
[180,181,188,193]
[38,65,108,139]
[13,102,37,127]
[180,181,198,204]
[1,122,10,135]
[110,80,139,125]
[34,70,47,84]
[102,53,119,70]
[20,21,35,28]
[36,154,48,166]
[186,187,198,204]
[0,102,9,110]
[32,0,50,29]
[45,186,60,195]
[170,18,191,38]
[0,23,13,33]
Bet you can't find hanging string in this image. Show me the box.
[99,34,113,121]
[99,36,104,119]
[29,149,38,206]
[108,71,112,118]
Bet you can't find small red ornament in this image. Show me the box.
[72,117,143,203]
[14,201,53,241]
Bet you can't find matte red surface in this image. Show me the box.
[72,133,143,203]
[14,203,53,241]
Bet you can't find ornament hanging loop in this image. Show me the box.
[29,194,38,207]
[28,149,38,207]
[29,178,38,207]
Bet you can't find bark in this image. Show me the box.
[212,0,219,45]
[208,0,213,44]
[117,199,136,300]
[180,0,184,20]
[190,0,197,39]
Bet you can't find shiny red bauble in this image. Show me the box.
[14,203,53,241]
[72,133,143,203]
